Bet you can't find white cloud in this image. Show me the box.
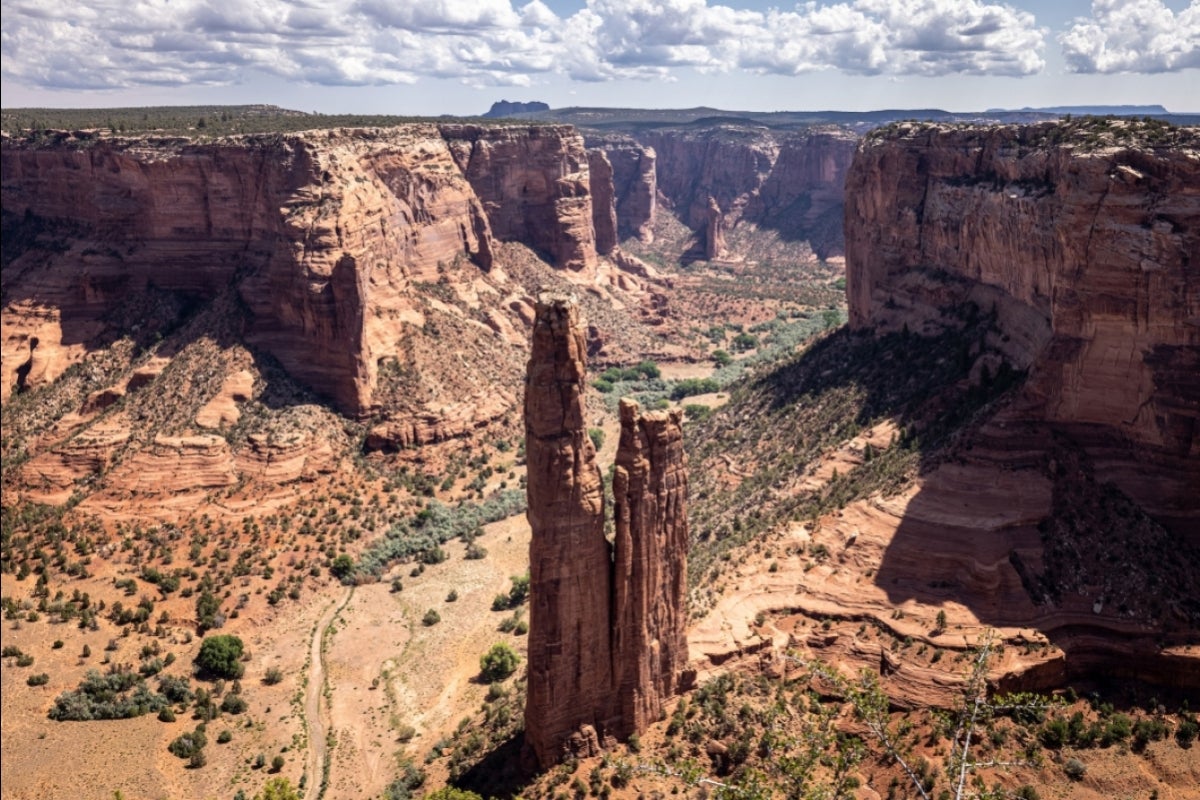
[1060,0,1200,73]
[0,0,1049,92]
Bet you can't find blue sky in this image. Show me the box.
[2,0,1196,114]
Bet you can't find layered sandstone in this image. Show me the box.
[1,124,602,415]
[523,293,614,767]
[524,297,690,768]
[587,149,618,255]
[611,399,690,737]
[704,197,726,260]
[638,126,857,258]
[845,121,1200,535]
[440,125,598,272]
[584,134,657,243]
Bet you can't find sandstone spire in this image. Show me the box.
[704,196,726,260]
[523,293,614,768]
[524,297,691,769]
[611,398,690,737]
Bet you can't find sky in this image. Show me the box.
[1,0,1197,115]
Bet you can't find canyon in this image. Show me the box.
[2,111,1197,800]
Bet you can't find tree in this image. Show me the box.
[195,635,245,679]
[935,610,948,634]
[195,588,221,633]
[424,789,483,800]
[480,642,520,682]
[330,554,355,582]
[255,777,300,800]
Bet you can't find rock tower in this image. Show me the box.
[523,293,689,768]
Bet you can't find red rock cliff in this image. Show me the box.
[1,124,604,413]
[441,124,598,272]
[611,398,689,738]
[584,134,657,243]
[639,127,857,258]
[845,121,1200,535]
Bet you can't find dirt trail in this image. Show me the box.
[305,587,353,800]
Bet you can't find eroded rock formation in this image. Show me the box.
[441,124,598,272]
[611,398,690,737]
[584,134,657,243]
[1,124,603,414]
[523,293,614,767]
[704,196,726,260]
[639,127,857,258]
[524,296,689,768]
[587,149,618,255]
[845,121,1200,536]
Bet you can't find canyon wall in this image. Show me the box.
[585,135,657,243]
[845,120,1200,535]
[441,124,598,272]
[1,124,600,414]
[524,296,689,767]
[637,127,857,258]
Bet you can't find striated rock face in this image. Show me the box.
[845,122,1200,535]
[1,124,603,413]
[584,134,657,243]
[524,297,690,768]
[611,398,689,738]
[639,127,857,258]
[703,196,726,260]
[441,124,598,272]
[587,149,618,255]
[523,293,615,768]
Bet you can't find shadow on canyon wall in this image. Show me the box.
[745,317,1200,692]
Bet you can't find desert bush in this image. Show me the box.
[1063,757,1087,780]
[422,609,441,626]
[48,668,170,720]
[588,428,606,451]
[26,672,49,686]
[262,667,284,686]
[195,635,245,679]
[220,693,248,714]
[671,378,720,400]
[479,642,519,682]
[168,727,207,760]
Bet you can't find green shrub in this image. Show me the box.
[1177,718,1198,747]
[220,694,248,714]
[26,672,49,686]
[1063,757,1087,780]
[329,554,355,582]
[588,428,606,451]
[670,378,720,400]
[48,668,170,720]
[422,609,441,626]
[712,350,732,366]
[168,727,207,760]
[479,643,519,682]
[195,635,245,680]
[263,667,284,686]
